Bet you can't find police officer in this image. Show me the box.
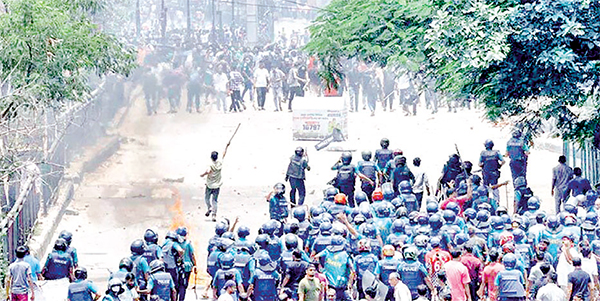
[103,278,127,301]
[67,267,100,301]
[147,260,176,301]
[59,230,79,268]
[494,254,526,301]
[332,152,358,207]
[143,229,163,264]
[397,246,433,300]
[354,239,380,299]
[130,239,150,296]
[286,147,311,206]
[42,238,74,281]
[110,258,134,282]
[392,157,414,197]
[314,236,354,301]
[248,253,281,301]
[161,231,184,295]
[375,138,394,173]
[479,139,505,202]
[267,183,290,223]
[176,226,197,301]
[357,150,379,202]
[506,129,529,184]
[234,246,256,293]
[212,253,244,298]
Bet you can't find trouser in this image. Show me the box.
[483,172,500,200]
[554,186,567,213]
[205,187,220,216]
[367,94,377,113]
[256,87,267,109]
[349,86,359,111]
[166,267,179,294]
[215,91,227,113]
[338,185,355,208]
[168,89,181,112]
[288,86,303,110]
[383,90,394,110]
[187,86,201,112]
[272,87,283,111]
[144,90,160,114]
[331,286,352,301]
[230,90,242,112]
[470,280,480,301]
[415,192,423,209]
[509,159,527,184]
[178,271,191,301]
[10,294,28,301]
[361,182,375,203]
[242,82,253,101]
[289,177,306,206]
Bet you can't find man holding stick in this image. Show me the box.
[201,124,240,221]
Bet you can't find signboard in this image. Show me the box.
[292,96,348,141]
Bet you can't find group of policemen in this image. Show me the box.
[38,226,196,301]
[201,134,600,301]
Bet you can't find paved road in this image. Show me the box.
[44,91,560,299]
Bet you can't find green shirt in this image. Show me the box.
[206,160,223,189]
[298,277,322,301]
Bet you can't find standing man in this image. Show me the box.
[494,254,526,301]
[7,246,35,301]
[201,143,229,221]
[411,157,430,209]
[552,155,574,213]
[566,257,593,301]
[505,129,529,184]
[298,264,323,301]
[331,152,357,208]
[253,61,269,110]
[286,147,310,207]
[444,249,471,301]
[388,272,412,301]
[270,63,286,112]
[356,151,379,202]
[217,281,237,301]
[564,168,592,200]
[479,139,504,203]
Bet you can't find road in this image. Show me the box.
[44,91,560,299]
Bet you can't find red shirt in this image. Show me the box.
[440,195,471,215]
[482,262,505,301]
[425,248,452,275]
[460,253,484,283]
[444,260,471,301]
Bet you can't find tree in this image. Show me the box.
[306,0,600,144]
[0,0,136,119]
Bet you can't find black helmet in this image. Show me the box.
[149,260,165,273]
[361,150,372,161]
[59,230,73,245]
[325,187,338,201]
[284,235,298,250]
[15,246,28,258]
[144,229,158,244]
[274,183,286,194]
[165,231,179,241]
[484,139,494,149]
[74,267,87,280]
[512,129,522,138]
[130,239,145,255]
[215,222,228,236]
[380,138,390,148]
[341,152,352,164]
[295,147,304,156]
[119,257,134,272]
[238,226,251,238]
[54,238,68,252]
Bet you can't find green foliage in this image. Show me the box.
[307,0,600,144]
[0,0,136,118]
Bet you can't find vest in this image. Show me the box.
[355,253,378,277]
[234,252,254,285]
[252,268,278,301]
[507,138,525,160]
[336,165,356,186]
[161,240,178,269]
[480,150,500,173]
[44,251,72,280]
[358,161,377,182]
[131,255,147,287]
[379,258,400,283]
[150,272,173,301]
[397,261,425,297]
[497,270,526,297]
[375,149,393,169]
[286,155,306,179]
[68,280,93,301]
[143,244,160,264]
[311,235,332,254]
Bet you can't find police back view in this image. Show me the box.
[286,147,310,206]
[479,139,504,202]
[248,253,281,301]
[505,129,528,184]
[68,267,101,301]
[59,230,79,268]
[42,238,74,281]
[357,151,379,201]
[161,231,184,295]
[147,260,176,301]
[332,152,357,207]
[375,138,394,172]
[143,229,163,264]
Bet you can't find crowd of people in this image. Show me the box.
[9,129,600,301]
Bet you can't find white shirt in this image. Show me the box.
[536,283,566,301]
[412,166,429,194]
[214,72,228,93]
[254,67,269,88]
[217,292,235,301]
[393,281,412,301]
[582,256,598,278]
[556,248,577,287]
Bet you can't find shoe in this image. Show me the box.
[211,215,217,222]
[205,209,211,217]
[288,109,293,112]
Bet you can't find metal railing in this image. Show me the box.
[563,140,600,187]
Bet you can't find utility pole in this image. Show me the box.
[186,0,191,38]
[135,0,141,39]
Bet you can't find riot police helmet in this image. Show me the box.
[380,138,390,148]
[176,226,188,237]
[292,207,307,221]
[464,208,477,220]
[74,267,87,280]
[527,196,541,211]
[149,259,165,273]
[502,253,517,269]
[130,239,145,255]
[119,257,134,272]
[354,191,368,205]
[220,253,235,269]
[215,222,228,236]
[59,230,73,246]
[295,147,304,156]
[361,150,372,161]
[341,152,353,164]
[237,226,251,238]
[144,229,158,244]
[484,139,494,149]
[285,235,298,250]
[54,238,68,252]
